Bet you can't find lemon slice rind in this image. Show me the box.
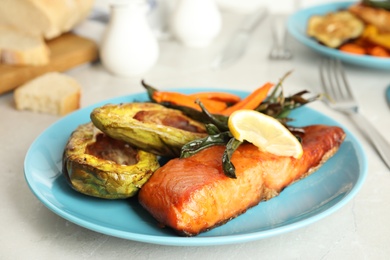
[228,110,303,158]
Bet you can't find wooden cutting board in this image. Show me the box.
[0,33,99,95]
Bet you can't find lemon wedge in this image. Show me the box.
[228,110,303,158]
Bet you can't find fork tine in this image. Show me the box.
[334,59,355,102]
[330,59,346,102]
[320,59,337,101]
[319,58,390,169]
[268,16,292,60]
[320,59,354,103]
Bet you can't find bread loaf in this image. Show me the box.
[0,26,50,66]
[0,0,94,40]
[14,72,81,116]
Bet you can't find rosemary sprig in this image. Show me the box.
[222,138,242,179]
[181,131,232,159]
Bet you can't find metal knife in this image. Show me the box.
[386,85,390,108]
[211,7,268,69]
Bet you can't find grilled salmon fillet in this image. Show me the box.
[138,125,346,236]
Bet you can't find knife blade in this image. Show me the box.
[386,85,390,108]
[211,7,268,69]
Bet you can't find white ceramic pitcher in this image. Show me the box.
[100,1,159,77]
[170,0,222,48]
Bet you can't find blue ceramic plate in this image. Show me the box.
[287,1,390,70]
[24,89,367,246]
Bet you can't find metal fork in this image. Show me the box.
[268,15,292,60]
[320,58,390,169]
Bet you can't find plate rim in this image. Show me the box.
[287,1,390,70]
[24,88,368,246]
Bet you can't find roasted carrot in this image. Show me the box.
[189,92,241,104]
[339,43,366,55]
[219,82,274,116]
[151,83,274,115]
[197,98,228,112]
[152,91,228,113]
[368,46,390,57]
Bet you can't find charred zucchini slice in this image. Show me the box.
[63,122,159,199]
[307,10,365,48]
[90,102,207,157]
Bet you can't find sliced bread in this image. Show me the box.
[0,26,50,66]
[14,72,81,116]
[0,0,94,40]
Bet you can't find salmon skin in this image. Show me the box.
[138,125,346,236]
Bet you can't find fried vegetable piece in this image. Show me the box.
[142,80,241,113]
[338,24,390,57]
[368,45,390,57]
[362,0,390,10]
[307,10,365,48]
[349,3,390,33]
[91,102,207,157]
[339,43,366,55]
[63,122,160,199]
[360,24,390,50]
[219,82,274,115]
[138,125,346,236]
[188,92,241,103]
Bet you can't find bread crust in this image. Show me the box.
[0,0,94,40]
[0,27,50,66]
[14,72,81,116]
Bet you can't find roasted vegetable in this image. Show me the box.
[255,72,322,123]
[91,102,207,157]
[307,10,365,48]
[361,24,390,50]
[142,80,240,114]
[363,0,390,10]
[339,42,367,55]
[63,122,159,199]
[179,72,321,178]
[349,2,390,33]
[152,90,228,113]
[336,24,390,56]
[219,82,274,115]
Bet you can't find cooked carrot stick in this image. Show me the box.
[368,46,390,57]
[152,91,227,113]
[188,92,241,103]
[197,98,228,113]
[219,82,274,116]
[339,43,366,55]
